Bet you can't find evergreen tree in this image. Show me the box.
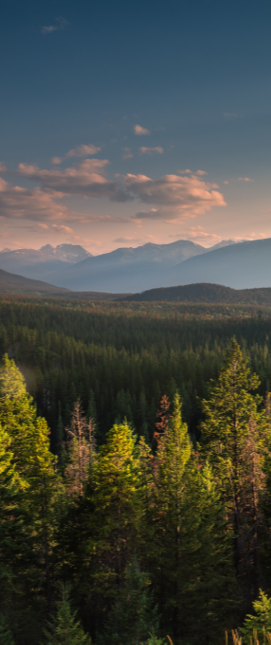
[55,401,64,467]
[147,394,235,642]
[0,614,15,645]
[97,557,159,645]
[43,586,91,644]
[200,338,270,603]
[0,355,62,639]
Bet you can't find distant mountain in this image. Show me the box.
[44,237,268,293]
[42,240,212,292]
[0,268,72,295]
[0,244,92,281]
[2,237,265,293]
[0,267,129,300]
[123,282,271,305]
[162,238,271,290]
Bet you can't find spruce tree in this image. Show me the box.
[0,355,62,638]
[200,338,270,603]
[147,394,236,643]
[97,557,159,645]
[43,586,91,644]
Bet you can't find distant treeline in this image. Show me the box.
[124,282,271,304]
[1,300,271,449]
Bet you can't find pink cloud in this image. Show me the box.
[125,173,226,220]
[66,144,101,158]
[168,226,222,245]
[139,147,163,155]
[51,157,62,165]
[133,125,150,135]
[0,177,74,221]
[238,177,254,182]
[16,159,129,201]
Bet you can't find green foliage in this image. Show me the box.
[200,338,270,601]
[240,590,271,643]
[97,557,159,645]
[43,586,91,644]
[0,614,15,645]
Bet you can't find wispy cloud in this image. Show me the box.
[41,17,69,35]
[168,226,222,246]
[51,144,101,165]
[66,144,101,158]
[113,236,143,244]
[122,148,133,159]
[238,177,254,182]
[133,125,150,135]
[139,147,163,155]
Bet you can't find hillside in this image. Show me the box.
[0,268,73,295]
[164,237,271,290]
[123,282,271,305]
[0,268,127,300]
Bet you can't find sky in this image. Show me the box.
[1,0,271,254]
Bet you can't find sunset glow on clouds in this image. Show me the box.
[0,154,226,228]
[2,0,271,253]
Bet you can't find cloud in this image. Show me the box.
[133,125,150,135]
[51,224,75,234]
[122,148,133,159]
[0,163,7,172]
[0,176,75,221]
[238,177,254,182]
[51,144,101,165]
[2,158,225,225]
[178,169,207,176]
[223,180,229,184]
[16,159,130,201]
[51,157,62,165]
[113,237,143,244]
[139,147,163,155]
[66,144,101,158]
[168,226,222,246]
[41,17,69,35]
[125,173,226,220]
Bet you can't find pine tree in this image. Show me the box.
[97,557,159,645]
[200,338,270,603]
[0,355,62,637]
[43,586,91,644]
[147,394,236,642]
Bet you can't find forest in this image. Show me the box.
[2,297,271,643]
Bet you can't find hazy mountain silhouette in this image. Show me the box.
[0,244,92,281]
[41,240,224,292]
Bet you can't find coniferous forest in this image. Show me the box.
[3,298,271,643]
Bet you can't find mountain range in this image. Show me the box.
[1,237,271,292]
[0,244,92,281]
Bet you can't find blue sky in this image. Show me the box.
[1,0,271,253]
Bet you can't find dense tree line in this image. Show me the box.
[2,337,271,643]
[1,301,271,450]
